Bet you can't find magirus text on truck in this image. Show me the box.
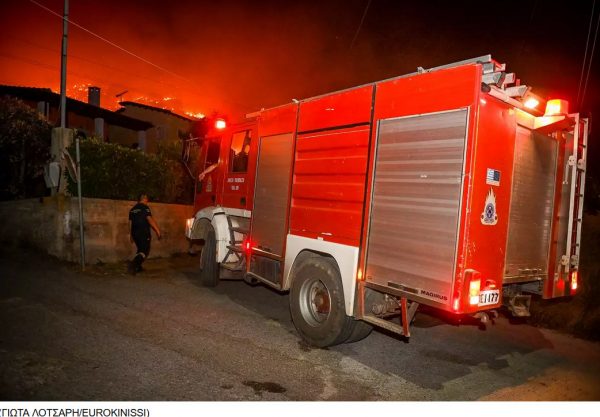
[185,55,589,347]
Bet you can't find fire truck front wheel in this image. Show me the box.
[200,226,219,287]
[290,257,356,348]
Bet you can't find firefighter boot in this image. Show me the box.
[129,253,144,275]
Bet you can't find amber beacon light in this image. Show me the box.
[544,99,569,116]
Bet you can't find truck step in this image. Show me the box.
[219,263,244,280]
[361,314,408,336]
[231,226,249,235]
[226,245,244,253]
[220,262,245,272]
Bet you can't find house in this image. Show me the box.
[116,101,196,153]
[0,85,153,146]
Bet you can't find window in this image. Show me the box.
[206,141,220,166]
[229,130,251,173]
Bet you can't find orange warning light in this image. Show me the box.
[544,99,569,116]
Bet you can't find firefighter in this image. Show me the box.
[128,193,161,275]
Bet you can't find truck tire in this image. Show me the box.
[344,320,373,344]
[200,226,219,287]
[344,288,385,343]
[289,257,355,348]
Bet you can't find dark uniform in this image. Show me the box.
[129,202,152,272]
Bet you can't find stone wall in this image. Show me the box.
[0,196,194,264]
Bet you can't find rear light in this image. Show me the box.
[469,278,481,306]
[571,270,578,293]
[243,238,252,255]
[453,298,460,312]
[357,269,363,281]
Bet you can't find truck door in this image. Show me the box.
[221,127,255,210]
[504,113,589,299]
[195,137,221,209]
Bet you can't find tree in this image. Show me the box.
[0,96,52,200]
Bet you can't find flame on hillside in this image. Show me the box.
[185,111,205,119]
[56,85,206,118]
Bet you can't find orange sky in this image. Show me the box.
[0,0,360,119]
[1,0,598,125]
[0,0,314,117]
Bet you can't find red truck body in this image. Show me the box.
[186,55,589,346]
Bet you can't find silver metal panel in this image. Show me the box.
[574,118,589,267]
[365,109,468,305]
[564,117,580,273]
[554,131,574,281]
[251,133,294,256]
[504,127,558,280]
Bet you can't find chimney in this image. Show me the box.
[88,86,100,107]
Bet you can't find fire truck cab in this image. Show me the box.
[186,55,589,347]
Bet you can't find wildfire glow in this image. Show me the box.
[42,85,206,121]
[185,111,206,119]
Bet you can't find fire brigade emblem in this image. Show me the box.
[481,189,498,225]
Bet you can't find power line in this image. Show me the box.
[24,0,257,112]
[0,51,58,73]
[5,34,197,98]
[576,0,596,109]
[0,51,129,90]
[2,48,252,113]
[28,0,192,83]
[350,0,372,50]
[580,4,600,110]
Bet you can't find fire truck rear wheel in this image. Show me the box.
[345,288,382,343]
[200,226,219,287]
[290,257,356,348]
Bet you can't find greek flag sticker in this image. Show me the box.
[486,168,501,186]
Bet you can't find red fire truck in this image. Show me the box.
[185,55,589,347]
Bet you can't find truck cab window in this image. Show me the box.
[229,130,252,173]
[206,141,220,167]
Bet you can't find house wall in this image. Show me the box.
[117,106,193,153]
[0,196,194,264]
[19,99,141,143]
[108,125,140,147]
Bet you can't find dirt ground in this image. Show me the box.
[528,213,600,340]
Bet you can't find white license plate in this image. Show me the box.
[479,289,500,306]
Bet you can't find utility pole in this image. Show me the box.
[59,0,85,269]
[59,0,68,128]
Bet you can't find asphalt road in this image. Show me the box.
[1,248,599,400]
